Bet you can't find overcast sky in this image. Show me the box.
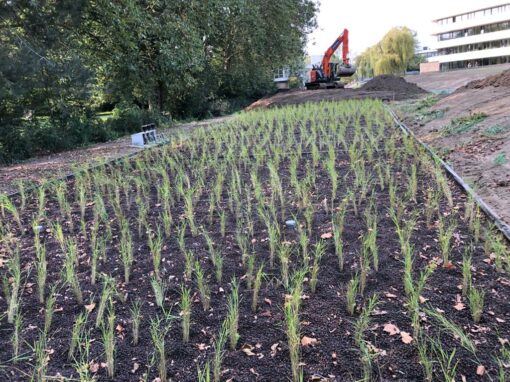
[306,0,504,58]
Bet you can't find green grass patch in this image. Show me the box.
[415,95,440,112]
[441,112,487,137]
[494,153,507,166]
[482,124,510,138]
[416,108,447,123]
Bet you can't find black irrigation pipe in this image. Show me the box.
[386,106,510,242]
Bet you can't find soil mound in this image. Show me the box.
[461,69,510,90]
[361,75,428,96]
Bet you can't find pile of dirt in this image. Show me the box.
[361,75,428,96]
[461,69,510,90]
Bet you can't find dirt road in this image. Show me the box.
[0,116,231,195]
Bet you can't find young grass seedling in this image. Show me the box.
[7,247,21,323]
[101,304,116,378]
[180,285,192,343]
[252,263,265,312]
[462,252,472,296]
[96,275,115,328]
[468,286,485,323]
[150,316,171,382]
[227,278,240,350]
[310,241,325,293]
[130,298,143,346]
[195,261,211,311]
[148,227,164,280]
[64,241,83,305]
[151,276,167,312]
[44,285,57,335]
[69,312,88,361]
[35,245,48,304]
[354,294,378,347]
[12,310,22,363]
[213,320,228,382]
[284,293,301,382]
[438,218,457,268]
[346,274,359,316]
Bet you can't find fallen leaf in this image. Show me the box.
[320,232,332,239]
[85,303,96,313]
[264,298,272,306]
[385,293,397,299]
[116,323,125,338]
[383,323,400,336]
[249,368,259,376]
[271,343,279,357]
[401,332,413,344]
[131,362,139,373]
[476,365,486,376]
[242,344,256,356]
[301,336,320,347]
[89,362,100,373]
[454,302,465,311]
[197,343,209,351]
[419,296,428,304]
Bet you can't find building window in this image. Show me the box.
[438,19,510,41]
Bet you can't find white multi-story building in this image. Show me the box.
[425,2,510,71]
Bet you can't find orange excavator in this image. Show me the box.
[306,28,355,90]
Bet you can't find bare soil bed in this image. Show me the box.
[0,100,509,381]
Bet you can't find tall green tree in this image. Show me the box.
[356,26,417,77]
[0,0,317,163]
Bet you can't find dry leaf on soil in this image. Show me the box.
[320,232,333,239]
[301,336,320,347]
[383,323,400,336]
[242,344,257,356]
[400,332,413,344]
[476,365,486,376]
[85,303,96,313]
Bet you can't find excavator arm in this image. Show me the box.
[321,28,350,79]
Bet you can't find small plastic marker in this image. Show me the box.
[285,219,297,229]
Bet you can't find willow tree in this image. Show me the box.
[356,26,417,77]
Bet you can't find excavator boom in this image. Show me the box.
[321,29,349,79]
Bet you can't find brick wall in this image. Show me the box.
[420,61,441,73]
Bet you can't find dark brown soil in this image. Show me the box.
[361,75,428,97]
[246,88,397,111]
[461,69,510,90]
[0,109,508,382]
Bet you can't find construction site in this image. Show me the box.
[1,1,510,382]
